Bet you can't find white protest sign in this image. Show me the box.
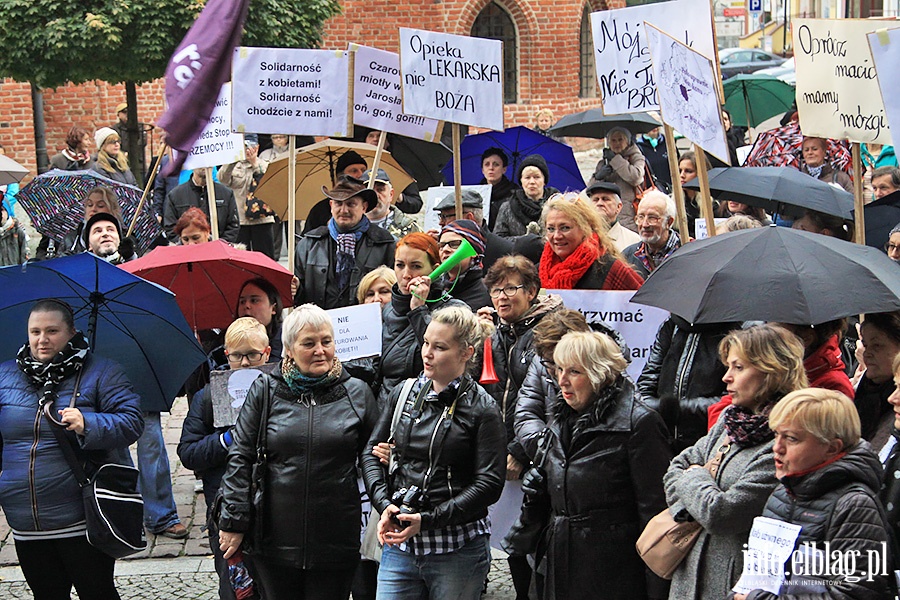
[328,302,382,361]
[232,47,353,136]
[867,27,900,146]
[645,23,730,163]
[181,83,245,170]
[399,28,504,131]
[695,217,728,239]
[350,44,443,141]
[550,290,669,380]
[794,19,892,144]
[591,0,717,115]
[733,516,802,595]
[423,185,492,232]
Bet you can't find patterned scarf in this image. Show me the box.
[16,331,89,409]
[806,164,824,179]
[540,233,601,289]
[722,398,777,448]
[633,229,681,274]
[328,216,370,292]
[281,355,343,395]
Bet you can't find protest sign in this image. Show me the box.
[210,365,276,427]
[231,47,353,136]
[794,19,892,145]
[328,302,382,361]
[422,184,492,232]
[350,44,443,141]
[695,217,728,239]
[590,0,717,115]
[733,517,802,594]
[551,290,669,380]
[645,23,730,163]
[398,28,504,131]
[181,83,245,171]
[867,26,900,146]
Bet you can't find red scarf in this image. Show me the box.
[540,233,601,289]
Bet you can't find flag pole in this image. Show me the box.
[851,142,866,245]
[288,134,297,274]
[664,125,690,242]
[206,166,219,240]
[452,123,463,221]
[367,132,388,189]
[693,145,716,237]
[127,143,167,238]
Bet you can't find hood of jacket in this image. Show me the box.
[804,334,846,380]
[500,294,563,333]
[781,440,882,501]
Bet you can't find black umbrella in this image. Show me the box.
[630,226,900,325]
[682,166,854,220]
[387,134,452,189]
[547,110,661,139]
[857,189,900,252]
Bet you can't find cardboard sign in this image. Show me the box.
[645,24,730,163]
[867,26,900,146]
[210,365,276,428]
[399,28,504,131]
[328,302,382,361]
[350,44,443,141]
[733,517,802,594]
[591,0,717,115]
[422,185,492,232]
[794,19,892,144]
[231,47,353,136]
[550,290,669,381]
[181,83,246,170]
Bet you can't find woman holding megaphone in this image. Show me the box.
[434,220,492,311]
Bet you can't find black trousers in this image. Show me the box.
[238,223,276,259]
[15,535,119,600]
[253,557,358,600]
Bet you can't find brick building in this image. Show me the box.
[0,0,615,178]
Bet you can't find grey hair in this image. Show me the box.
[553,330,627,392]
[873,166,900,188]
[640,189,677,221]
[282,303,334,349]
[890,222,900,237]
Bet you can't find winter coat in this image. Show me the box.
[607,221,641,252]
[537,376,671,600]
[664,420,779,600]
[218,367,378,568]
[743,441,891,600]
[800,163,853,194]
[441,267,492,312]
[804,335,854,399]
[152,156,183,219]
[0,218,27,265]
[589,144,646,231]
[493,186,559,238]
[163,180,241,244]
[376,285,465,406]
[855,375,894,442]
[217,159,273,226]
[484,175,519,231]
[479,295,562,466]
[571,252,644,291]
[637,316,739,453]
[293,223,395,310]
[482,227,514,273]
[376,205,420,241]
[94,165,137,187]
[49,152,94,172]
[362,375,506,531]
[0,354,144,534]
[635,134,671,189]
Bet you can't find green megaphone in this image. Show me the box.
[429,239,478,280]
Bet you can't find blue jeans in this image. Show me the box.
[376,535,491,600]
[137,411,180,532]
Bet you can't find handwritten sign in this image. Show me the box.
[794,19,892,144]
[645,23,730,163]
[422,185,492,232]
[733,517,802,595]
[350,44,443,141]
[399,28,504,131]
[695,217,728,239]
[210,365,276,428]
[867,26,900,146]
[550,290,669,380]
[232,47,352,136]
[590,0,717,115]
[328,302,382,361]
[181,83,245,170]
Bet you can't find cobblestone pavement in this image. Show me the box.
[0,396,517,599]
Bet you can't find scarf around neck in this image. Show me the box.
[282,355,343,395]
[723,398,777,448]
[328,216,370,291]
[16,331,89,409]
[509,190,544,226]
[540,233,601,289]
[806,164,825,179]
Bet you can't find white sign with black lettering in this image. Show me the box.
[350,44,443,141]
[328,302,382,361]
[182,83,245,170]
[231,47,353,136]
[399,28,504,131]
[733,517,802,595]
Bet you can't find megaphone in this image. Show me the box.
[428,239,478,281]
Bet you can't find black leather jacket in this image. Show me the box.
[218,368,378,569]
[362,375,505,531]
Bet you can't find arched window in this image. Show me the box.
[471,2,518,103]
[580,7,597,98]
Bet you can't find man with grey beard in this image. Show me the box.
[623,190,681,279]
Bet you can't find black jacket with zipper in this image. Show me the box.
[362,374,506,531]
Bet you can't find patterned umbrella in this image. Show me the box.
[17,169,162,254]
[744,121,851,175]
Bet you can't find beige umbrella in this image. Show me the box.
[0,154,29,186]
[252,139,415,220]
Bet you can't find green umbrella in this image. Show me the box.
[723,74,795,128]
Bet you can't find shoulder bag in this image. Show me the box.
[500,428,552,557]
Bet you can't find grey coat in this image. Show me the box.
[663,420,779,600]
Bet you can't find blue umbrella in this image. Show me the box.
[0,254,206,411]
[442,126,585,192]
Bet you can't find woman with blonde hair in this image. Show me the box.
[357,265,398,307]
[93,127,136,186]
[539,193,643,290]
[664,323,808,600]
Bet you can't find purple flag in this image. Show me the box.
[157,0,250,176]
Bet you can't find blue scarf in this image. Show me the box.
[328,216,370,292]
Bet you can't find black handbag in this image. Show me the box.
[501,429,552,557]
[43,368,147,559]
[246,381,271,551]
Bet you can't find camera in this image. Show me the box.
[389,486,423,530]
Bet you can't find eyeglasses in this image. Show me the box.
[635,214,663,225]
[226,352,263,363]
[489,284,525,298]
[886,243,900,253]
[439,239,464,250]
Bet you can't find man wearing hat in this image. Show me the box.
[163,168,241,244]
[586,181,640,252]
[294,176,395,309]
[219,134,275,258]
[84,212,135,265]
[435,219,492,310]
[433,190,511,272]
[362,168,419,241]
[111,102,147,177]
[302,150,369,235]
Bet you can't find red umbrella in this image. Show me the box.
[744,121,851,175]
[122,240,293,331]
